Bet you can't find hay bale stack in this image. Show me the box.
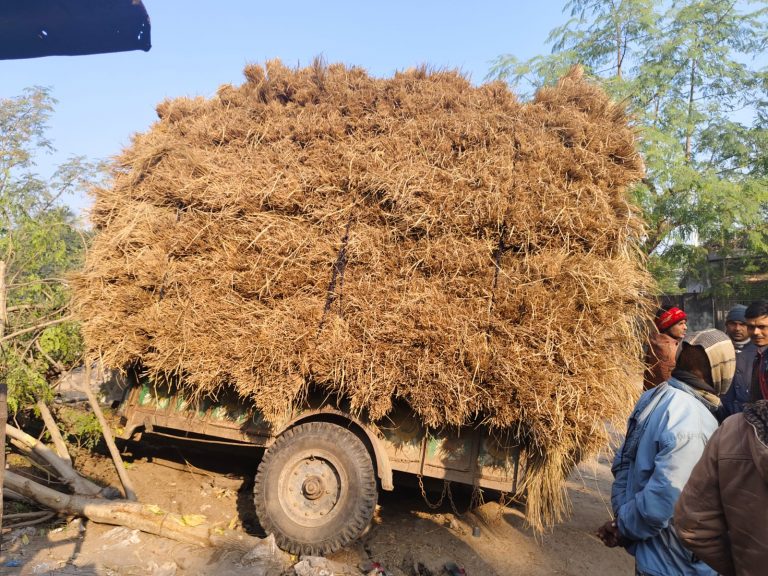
[72,60,653,529]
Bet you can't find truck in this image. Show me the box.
[78,63,645,558]
[116,372,521,555]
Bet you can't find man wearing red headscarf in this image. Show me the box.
[643,306,688,390]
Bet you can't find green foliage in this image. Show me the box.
[55,405,103,450]
[5,353,49,413]
[490,0,768,293]
[0,87,103,412]
[39,321,84,367]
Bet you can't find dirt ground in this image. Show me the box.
[1,435,634,576]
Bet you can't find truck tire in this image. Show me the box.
[253,421,378,555]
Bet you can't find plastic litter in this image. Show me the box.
[444,562,466,576]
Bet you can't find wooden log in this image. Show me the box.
[8,437,60,479]
[4,470,265,549]
[5,424,104,497]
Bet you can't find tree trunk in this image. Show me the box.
[36,399,72,464]
[0,259,7,543]
[610,1,622,79]
[0,260,7,339]
[4,470,265,549]
[685,59,696,162]
[0,382,7,544]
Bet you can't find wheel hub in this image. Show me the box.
[302,475,324,500]
[280,454,343,526]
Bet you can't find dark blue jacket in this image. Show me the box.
[720,341,756,417]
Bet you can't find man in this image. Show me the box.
[644,306,688,390]
[598,329,735,576]
[674,398,768,576]
[725,304,750,345]
[747,300,768,402]
[720,304,756,417]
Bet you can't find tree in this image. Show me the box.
[0,87,100,412]
[0,87,103,532]
[490,0,768,294]
[0,90,275,550]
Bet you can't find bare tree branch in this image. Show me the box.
[0,314,73,344]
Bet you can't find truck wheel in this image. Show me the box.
[253,421,378,555]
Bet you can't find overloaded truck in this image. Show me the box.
[75,61,651,554]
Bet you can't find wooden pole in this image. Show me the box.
[82,362,138,501]
[0,382,7,549]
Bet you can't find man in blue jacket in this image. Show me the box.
[597,329,735,576]
[720,304,756,416]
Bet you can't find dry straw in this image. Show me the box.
[72,60,654,530]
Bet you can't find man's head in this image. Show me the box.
[725,304,749,343]
[677,329,736,395]
[655,306,687,340]
[745,300,768,348]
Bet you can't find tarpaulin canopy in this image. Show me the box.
[0,0,150,59]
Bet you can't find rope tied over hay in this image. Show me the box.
[318,218,353,335]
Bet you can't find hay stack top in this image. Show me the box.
[74,60,652,528]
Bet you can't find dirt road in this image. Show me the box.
[1,437,633,575]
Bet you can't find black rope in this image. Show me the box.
[486,224,507,345]
[491,224,506,300]
[317,219,353,335]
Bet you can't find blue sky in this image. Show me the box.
[1,1,565,213]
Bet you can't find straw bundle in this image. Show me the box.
[73,60,653,529]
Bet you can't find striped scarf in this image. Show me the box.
[684,329,736,396]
